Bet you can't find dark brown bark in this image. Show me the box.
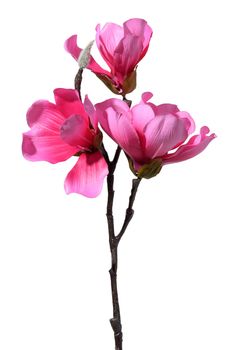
[104,146,141,350]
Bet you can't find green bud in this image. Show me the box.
[122,70,137,95]
[129,158,163,179]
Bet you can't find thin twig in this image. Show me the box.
[74,68,83,100]
[116,178,141,243]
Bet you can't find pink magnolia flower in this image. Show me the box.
[22,88,108,197]
[95,92,216,177]
[65,18,152,94]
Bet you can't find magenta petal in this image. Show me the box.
[23,100,78,163]
[60,114,93,150]
[131,103,155,134]
[65,35,111,76]
[64,35,81,60]
[113,34,143,78]
[163,126,216,164]
[64,151,108,197]
[155,104,179,115]
[22,130,77,163]
[96,23,124,64]
[144,115,189,158]
[26,100,65,128]
[175,111,195,134]
[84,95,97,130]
[141,92,153,103]
[95,98,130,138]
[115,115,143,160]
[124,18,153,58]
[53,88,86,118]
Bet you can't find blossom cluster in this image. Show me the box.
[22,19,215,197]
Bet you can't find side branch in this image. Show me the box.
[116,178,141,243]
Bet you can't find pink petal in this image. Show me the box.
[53,88,86,118]
[65,35,111,76]
[95,98,130,138]
[26,100,65,128]
[131,103,156,134]
[175,111,195,134]
[163,126,216,164]
[113,34,143,79]
[115,115,143,161]
[23,100,77,163]
[60,114,93,150]
[22,130,77,164]
[123,18,153,59]
[64,35,82,60]
[84,95,97,130]
[64,151,108,197]
[96,23,124,66]
[144,114,189,159]
[155,103,179,115]
[140,92,153,103]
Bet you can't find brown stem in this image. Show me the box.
[105,148,122,350]
[116,178,141,243]
[102,97,140,350]
[104,148,141,350]
[74,68,83,100]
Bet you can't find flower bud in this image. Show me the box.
[78,40,94,69]
[129,158,163,179]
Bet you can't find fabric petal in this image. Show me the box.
[96,23,124,65]
[60,114,93,150]
[114,115,143,161]
[22,130,77,163]
[113,34,143,80]
[155,103,179,115]
[64,151,108,197]
[144,114,189,158]
[95,98,130,138]
[65,35,111,76]
[53,88,86,118]
[64,35,82,60]
[84,95,97,130]
[163,126,216,164]
[23,99,78,163]
[175,111,195,134]
[131,103,156,133]
[123,18,153,59]
[140,92,153,103]
[26,100,65,128]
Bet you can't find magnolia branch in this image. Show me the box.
[103,143,141,350]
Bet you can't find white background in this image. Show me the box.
[0,0,235,349]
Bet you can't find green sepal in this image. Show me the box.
[129,157,163,179]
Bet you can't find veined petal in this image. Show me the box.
[131,103,155,133]
[115,115,143,161]
[64,35,82,60]
[60,114,93,150]
[124,18,153,58]
[95,98,130,138]
[96,23,124,64]
[54,88,86,118]
[163,126,216,164]
[65,35,111,76]
[175,111,195,134]
[64,151,108,197]
[84,95,97,130]
[22,130,77,163]
[144,114,188,158]
[23,98,78,163]
[113,34,143,78]
[155,103,179,115]
[140,92,153,104]
[26,100,65,129]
